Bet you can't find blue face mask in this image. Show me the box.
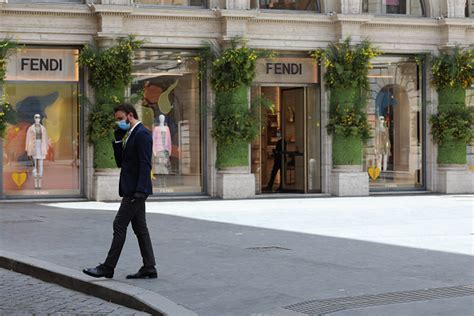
[117,119,130,131]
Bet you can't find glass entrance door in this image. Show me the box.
[252,85,320,194]
[280,87,305,192]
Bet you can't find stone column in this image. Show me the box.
[447,0,467,18]
[340,0,361,14]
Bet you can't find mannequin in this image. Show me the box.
[152,114,172,176]
[25,114,49,189]
[374,116,391,171]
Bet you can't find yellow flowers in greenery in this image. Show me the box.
[430,46,473,149]
[327,106,371,141]
[430,108,473,145]
[209,37,274,92]
[311,38,381,90]
[312,38,380,143]
[78,35,142,153]
[431,47,474,90]
[195,37,274,166]
[78,35,143,91]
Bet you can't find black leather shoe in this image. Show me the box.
[126,266,158,279]
[83,264,114,279]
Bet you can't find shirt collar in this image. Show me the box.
[129,121,141,134]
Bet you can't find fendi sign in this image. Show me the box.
[255,58,318,84]
[6,48,79,82]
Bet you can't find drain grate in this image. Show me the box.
[284,285,474,315]
[246,246,291,251]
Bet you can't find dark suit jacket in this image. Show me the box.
[112,123,153,197]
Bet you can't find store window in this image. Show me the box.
[362,0,425,16]
[131,50,203,194]
[7,0,83,3]
[252,0,321,11]
[134,0,205,7]
[1,48,81,197]
[467,0,474,17]
[364,56,423,190]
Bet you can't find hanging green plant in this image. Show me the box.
[78,36,142,168]
[0,39,18,84]
[327,105,371,141]
[430,108,473,145]
[78,35,143,91]
[212,93,273,145]
[0,102,17,139]
[311,38,381,91]
[431,47,474,90]
[196,38,275,168]
[0,39,18,139]
[210,38,275,93]
[312,38,381,166]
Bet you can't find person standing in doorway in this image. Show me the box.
[266,130,283,192]
[83,103,157,279]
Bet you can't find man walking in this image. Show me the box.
[83,103,157,279]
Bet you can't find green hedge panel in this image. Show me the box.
[94,136,116,169]
[332,133,363,165]
[216,140,248,169]
[438,139,467,165]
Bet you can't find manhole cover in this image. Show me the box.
[246,246,291,251]
[284,285,474,315]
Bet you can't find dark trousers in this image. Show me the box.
[104,197,156,269]
[267,159,282,189]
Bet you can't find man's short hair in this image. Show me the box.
[114,103,138,120]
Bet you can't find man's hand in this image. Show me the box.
[131,191,147,203]
[114,127,127,142]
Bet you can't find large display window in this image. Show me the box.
[364,56,424,190]
[1,48,81,197]
[131,49,203,194]
[134,0,204,6]
[362,0,425,16]
[253,0,321,11]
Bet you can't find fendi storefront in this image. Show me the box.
[251,56,321,194]
[0,48,82,198]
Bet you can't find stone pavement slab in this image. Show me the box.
[0,196,473,315]
[0,267,149,315]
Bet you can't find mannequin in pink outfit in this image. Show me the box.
[152,114,172,175]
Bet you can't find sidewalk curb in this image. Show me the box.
[0,250,197,316]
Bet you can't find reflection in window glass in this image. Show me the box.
[8,0,82,3]
[134,0,204,6]
[364,56,423,190]
[131,50,202,194]
[3,83,80,196]
[258,0,320,11]
[362,0,425,16]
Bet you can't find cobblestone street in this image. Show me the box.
[0,268,150,315]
